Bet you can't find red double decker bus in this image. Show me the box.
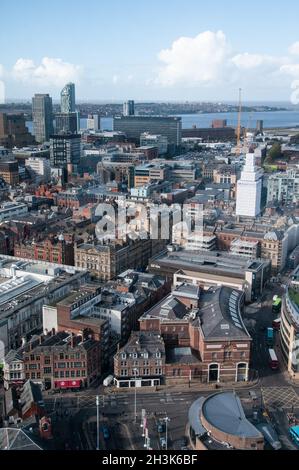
[268,349,279,370]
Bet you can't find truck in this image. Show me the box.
[266,327,274,347]
[103,375,114,387]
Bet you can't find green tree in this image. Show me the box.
[267,142,282,162]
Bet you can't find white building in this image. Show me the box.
[87,114,100,131]
[236,153,263,218]
[25,157,51,183]
[140,133,168,155]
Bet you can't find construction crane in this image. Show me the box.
[236,88,242,156]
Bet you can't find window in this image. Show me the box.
[71,371,75,377]
[44,367,52,374]
[224,352,232,360]
[29,364,37,370]
[59,353,64,360]
[121,353,126,360]
[76,370,81,377]
[54,372,58,378]
[44,357,51,365]
[58,362,66,368]
[212,353,218,361]
[74,362,82,368]
[143,369,150,375]
[65,371,70,378]
[60,371,64,378]
[155,368,162,375]
[121,369,128,376]
[31,372,36,379]
[240,352,246,359]
[156,352,161,359]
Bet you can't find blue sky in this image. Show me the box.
[1,0,299,101]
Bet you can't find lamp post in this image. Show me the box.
[133,368,138,423]
[163,416,170,450]
[96,395,100,451]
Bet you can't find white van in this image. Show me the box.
[103,375,114,387]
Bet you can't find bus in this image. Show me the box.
[272,296,282,314]
[268,349,279,370]
[266,327,274,347]
[272,318,281,331]
[289,426,299,447]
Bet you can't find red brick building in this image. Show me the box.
[138,284,251,385]
[23,332,101,390]
[14,236,74,265]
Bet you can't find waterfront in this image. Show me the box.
[26,110,299,134]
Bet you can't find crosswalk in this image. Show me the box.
[261,386,299,410]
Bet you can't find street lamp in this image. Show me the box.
[133,368,138,423]
[96,395,100,450]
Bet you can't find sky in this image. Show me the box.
[1,0,299,102]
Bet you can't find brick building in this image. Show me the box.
[23,331,101,390]
[14,235,74,265]
[114,331,166,388]
[137,284,251,385]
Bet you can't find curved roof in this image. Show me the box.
[202,392,262,439]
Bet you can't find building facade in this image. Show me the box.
[236,154,263,218]
[32,94,54,143]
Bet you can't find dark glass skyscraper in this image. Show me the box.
[32,94,54,143]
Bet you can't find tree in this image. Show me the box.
[267,142,282,162]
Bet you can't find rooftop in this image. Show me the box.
[201,392,262,439]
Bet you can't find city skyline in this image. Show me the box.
[1,0,299,101]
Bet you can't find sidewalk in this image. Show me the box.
[106,376,260,395]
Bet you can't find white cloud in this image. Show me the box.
[231,53,284,70]
[280,64,299,78]
[156,30,232,86]
[155,31,299,91]
[112,74,119,84]
[12,57,82,87]
[289,42,299,56]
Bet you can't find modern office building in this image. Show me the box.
[267,169,299,205]
[32,94,54,143]
[236,154,263,218]
[123,100,135,117]
[0,113,35,148]
[0,160,19,185]
[114,116,182,154]
[149,248,271,303]
[140,133,168,155]
[86,114,100,131]
[60,83,76,114]
[50,133,81,171]
[25,157,51,183]
[55,112,78,134]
